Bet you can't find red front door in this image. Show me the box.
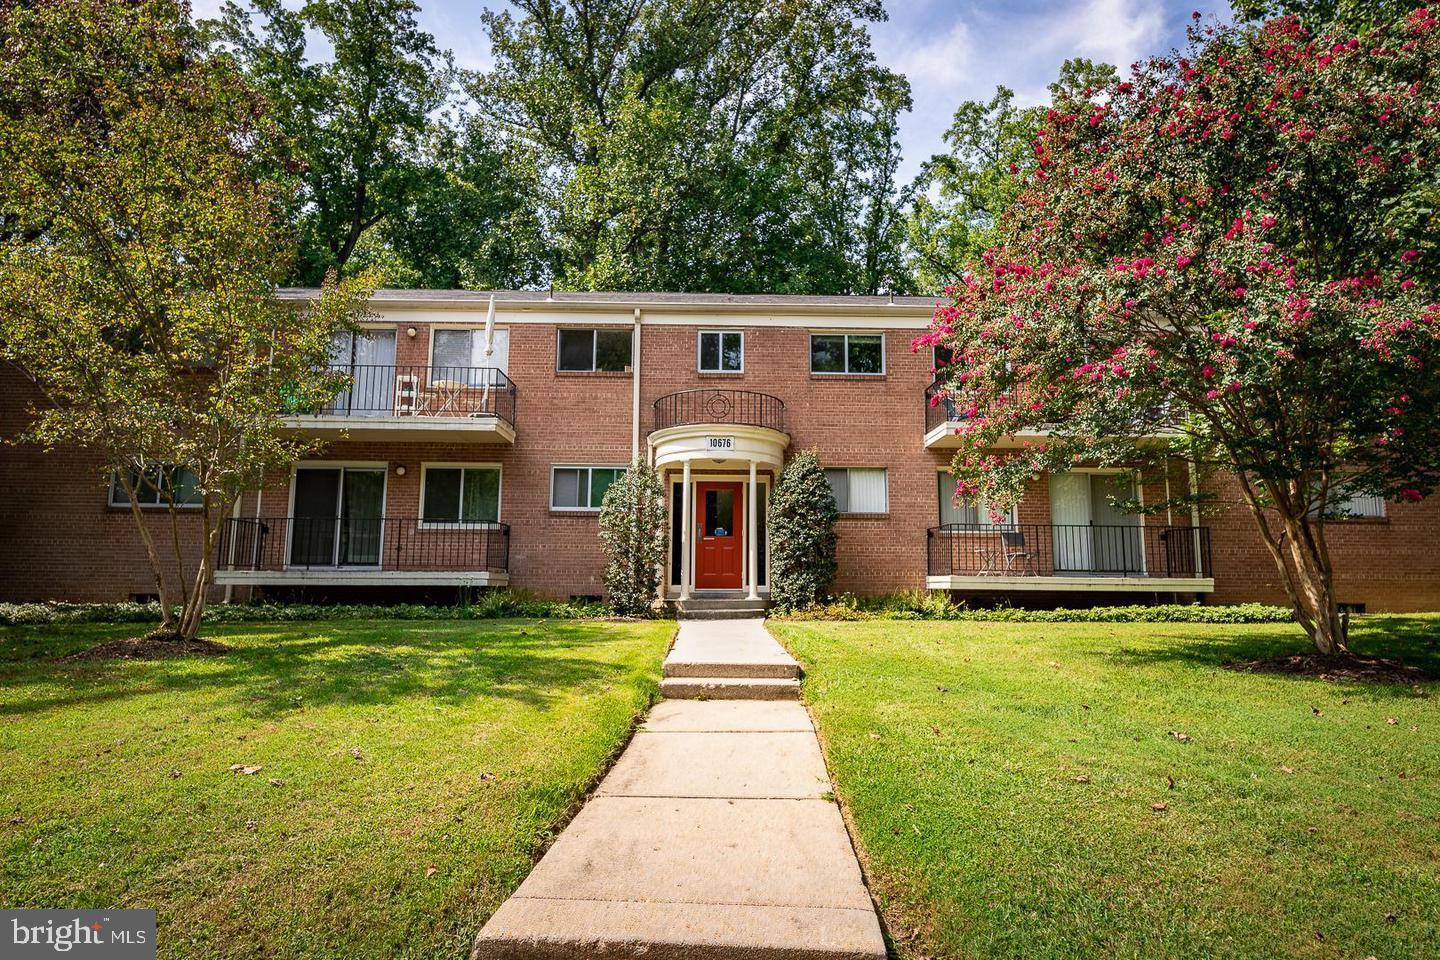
[694,482,743,589]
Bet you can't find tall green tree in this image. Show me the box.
[0,0,373,640]
[906,59,1116,293]
[1234,0,1413,25]
[472,0,913,294]
[211,0,450,283]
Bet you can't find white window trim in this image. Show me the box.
[550,464,629,512]
[417,463,504,529]
[826,466,889,515]
[809,332,886,376]
[556,327,634,373]
[108,466,204,510]
[697,329,744,374]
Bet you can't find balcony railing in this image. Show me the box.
[653,389,785,433]
[218,516,510,574]
[925,378,962,433]
[287,364,517,428]
[927,523,1211,579]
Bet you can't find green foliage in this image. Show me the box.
[923,12,1440,654]
[598,461,668,616]
[1233,0,1414,27]
[210,0,453,282]
[0,591,621,627]
[472,0,914,294]
[771,592,1296,624]
[0,0,374,639]
[769,450,839,611]
[905,60,1115,294]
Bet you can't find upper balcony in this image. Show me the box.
[281,364,517,443]
[923,379,1175,449]
[649,389,788,472]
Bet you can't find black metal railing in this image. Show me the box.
[285,364,517,428]
[218,516,510,573]
[652,389,785,433]
[926,523,1211,579]
[925,378,962,433]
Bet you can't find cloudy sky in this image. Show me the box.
[194,0,1237,184]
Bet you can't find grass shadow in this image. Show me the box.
[0,620,652,719]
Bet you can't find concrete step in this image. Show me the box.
[677,596,771,610]
[659,676,801,701]
[664,657,799,679]
[677,607,770,621]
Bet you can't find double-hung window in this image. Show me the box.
[937,473,1016,528]
[810,333,884,375]
[110,465,203,508]
[421,466,501,525]
[551,466,627,511]
[557,329,632,372]
[825,467,888,514]
[432,328,509,385]
[698,330,743,373]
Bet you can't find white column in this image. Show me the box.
[679,459,692,600]
[747,460,759,600]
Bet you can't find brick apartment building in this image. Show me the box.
[1,289,1436,611]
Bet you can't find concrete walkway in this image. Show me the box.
[473,620,886,960]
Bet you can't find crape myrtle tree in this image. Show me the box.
[769,450,839,611]
[598,460,667,616]
[0,0,374,640]
[917,11,1440,655]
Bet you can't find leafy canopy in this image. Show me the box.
[0,0,372,638]
[919,11,1440,651]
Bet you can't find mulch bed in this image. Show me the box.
[62,634,231,662]
[1224,653,1436,685]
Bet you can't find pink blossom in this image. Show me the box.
[1400,489,1423,503]
[1402,249,1421,262]
[1176,254,1193,269]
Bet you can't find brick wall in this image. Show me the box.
[2,308,1437,611]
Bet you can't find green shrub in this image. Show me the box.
[769,449,838,612]
[769,592,1295,625]
[598,460,667,616]
[0,590,623,627]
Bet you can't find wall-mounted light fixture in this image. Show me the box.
[394,465,407,476]
[406,326,417,338]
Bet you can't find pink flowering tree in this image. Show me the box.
[918,11,1440,655]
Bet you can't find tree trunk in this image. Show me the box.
[119,472,178,634]
[177,501,223,641]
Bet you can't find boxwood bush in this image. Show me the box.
[770,591,1294,624]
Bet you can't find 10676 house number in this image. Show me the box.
[706,436,734,451]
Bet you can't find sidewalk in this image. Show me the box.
[473,619,886,960]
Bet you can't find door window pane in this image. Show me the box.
[558,330,594,371]
[847,336,883,374]
[595,329,632,371]
[811,335,846,373]
[423,468,463,522]
[705,489,734,537]
[339,469,385,565]
[462,468,501,522]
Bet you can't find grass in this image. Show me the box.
[770,615,1440,960]
[0,618,674,959]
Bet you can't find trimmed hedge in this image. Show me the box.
[0,591,618,627]
[770,591,1294,624]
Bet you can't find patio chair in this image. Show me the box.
[988,528,1033,575]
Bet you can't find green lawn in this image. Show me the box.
[0,618,673,959]
[770,616,1440,960]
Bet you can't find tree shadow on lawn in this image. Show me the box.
[1103,615,1440,696]
[0,620,651,720]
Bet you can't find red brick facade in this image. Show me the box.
[1,290,1435,611]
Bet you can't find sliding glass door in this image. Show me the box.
[329,330,397,416]
[289,467,386,567]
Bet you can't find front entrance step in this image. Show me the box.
[672,596,771,620]
[659,676,801,700]
[662,618,802,681]
[677,607,769,621]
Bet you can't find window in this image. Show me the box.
[109,465,202,508]
[698,330,743,373]
[825,467,887,514]
[1324,491,1387,520]
[937,473,1015,527]
[810,333,884,375]
[551,466,627,511]
[421,466,501,524]
[557,328,632,372]
[432,328,510,381]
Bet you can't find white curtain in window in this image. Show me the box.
[847,468,887,513]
